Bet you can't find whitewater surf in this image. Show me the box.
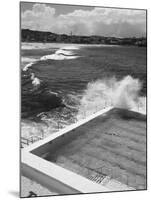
[21,43,146,139]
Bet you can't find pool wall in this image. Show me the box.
[21,107,141,195]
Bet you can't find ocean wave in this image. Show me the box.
[21,42,81,50]
[23,62,35,71]
[40,47,80,61]
[40,54,80,61]
[61,46,80,50]
[31,73,41,86]
[21,43,146,143]
[21,42,119,51]
[21,75,146,143]
[22,66,41,87]
[22,45,81,90]
[56,49,74,55]
[77,76,146,120]
[22,45,80,71]
[21,43,48,50]
[21,57,37,63]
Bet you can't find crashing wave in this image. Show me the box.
[21,75,146,142]
[77,76,146,120]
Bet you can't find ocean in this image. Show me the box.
[21,43,146,139]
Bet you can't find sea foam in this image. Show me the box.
[31,73,41,86]
[21,75,146,141]
[23,62,35,71]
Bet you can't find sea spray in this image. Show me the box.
[113,76,142,109]
[21,75,146,141]
[21,43,146,144]
[77,75,146,119]
[21,120,58,139]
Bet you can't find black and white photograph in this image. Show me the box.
[20,1,147,198]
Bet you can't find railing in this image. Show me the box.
[21,134,44,148]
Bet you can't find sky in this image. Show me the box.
[21,2,146,38]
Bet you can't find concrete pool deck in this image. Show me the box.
[21,107,146,196]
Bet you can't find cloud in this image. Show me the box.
[21,4,55,31]
[21,4,146,37]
